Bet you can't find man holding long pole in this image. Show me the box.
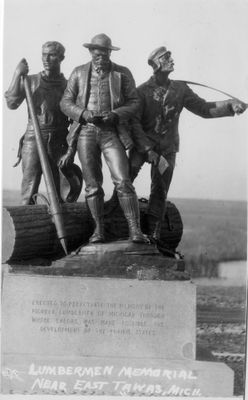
[5,41,73,206]
[5,41,74,254]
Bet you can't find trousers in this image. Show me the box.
[77,125,135,199]
[129,148,176,220]
[21,129,67,205]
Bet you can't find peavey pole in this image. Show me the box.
[23,74,68,255]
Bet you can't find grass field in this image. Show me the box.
[196,284,246,396]
[171,197,247,276]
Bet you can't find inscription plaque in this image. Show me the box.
[2,272,196,359]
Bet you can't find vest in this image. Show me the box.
[87,69,111,114]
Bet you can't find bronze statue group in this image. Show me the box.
[5,33,247,247]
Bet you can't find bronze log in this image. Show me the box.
[2,201,183,263]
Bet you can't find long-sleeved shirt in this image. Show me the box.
[5,71,69,133]
[133,77,235,154]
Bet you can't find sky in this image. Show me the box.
[1,0,248,201]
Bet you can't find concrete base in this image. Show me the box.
[1,266,234,396]
[9,240,188,280]
[53,240,187,276]
[2,355,233,396]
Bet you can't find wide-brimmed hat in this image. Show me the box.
[83,34,120,51]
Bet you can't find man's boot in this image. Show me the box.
[118,194,149,243]
[87,196,105,243]
[104,189,119,215]
[147,214,162,243]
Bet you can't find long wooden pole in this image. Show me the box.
[23,75,68,255]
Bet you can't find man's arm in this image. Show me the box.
[210,99,247,116]
[131,116,154,153]
[5,59,28,109]
[111,68,140,121]
[60,68,85,122]
[183,84,245,118]
[130,90,159,164]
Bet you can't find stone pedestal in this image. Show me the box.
[2,274,195,361]
[1,241,234,396]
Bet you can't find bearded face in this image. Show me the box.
[90,48,111,73]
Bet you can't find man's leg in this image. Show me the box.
[77,131,105,243]
[48,130,72,203]
[129,147,146,182]
[148,152,176,241]
[21,135,42,205]
[104,147,146,214]
[102,133,148,243]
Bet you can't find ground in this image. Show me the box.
[196,284,246,396]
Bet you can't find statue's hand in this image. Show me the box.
[58,151,74,169]
[15,58,29,76]
[147,149,159,165]
[81,110,94,123]
[102,111,119,125]
[230,100,247,115]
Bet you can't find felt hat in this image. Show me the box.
[83,33,120,51]
[60,163,83,203]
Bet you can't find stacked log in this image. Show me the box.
[2,200,183,263]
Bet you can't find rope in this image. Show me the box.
[178,80,248,106]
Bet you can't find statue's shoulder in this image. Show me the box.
[70,62,91,76]
[59,73,68,89]
[26,73,42,91]
[168,80,190,99]
[171,80,188,90]
[111,62,134,78]
[28,72,41,82]
[137,78,154,93]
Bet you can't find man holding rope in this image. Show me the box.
[128,46,247,243]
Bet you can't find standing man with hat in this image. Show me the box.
[60,33,148,244]
[128,46,247,243]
